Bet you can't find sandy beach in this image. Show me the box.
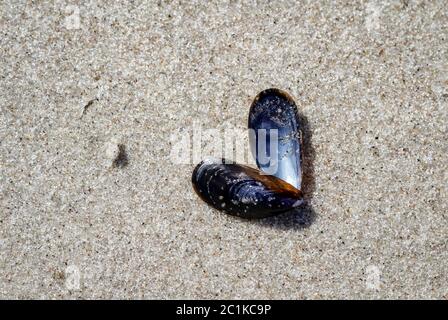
[0,1,447,299]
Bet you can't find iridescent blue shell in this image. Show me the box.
[192,158,303,219]
[248,88,302,190]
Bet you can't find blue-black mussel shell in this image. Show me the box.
[192,158,303,219]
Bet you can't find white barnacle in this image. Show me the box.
[293,199,303,207]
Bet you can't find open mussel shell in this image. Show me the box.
[192,158,303,219]
[248,88,303,190]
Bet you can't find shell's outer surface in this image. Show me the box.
[248,88,303,190]
[192,158,303,219]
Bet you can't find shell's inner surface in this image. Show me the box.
[192,158,303,219]
[248,88,303,190]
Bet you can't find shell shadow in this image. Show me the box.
[253,112,317,231]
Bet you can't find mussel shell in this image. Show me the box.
[248,88,303,190]
[192,158,303,219]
